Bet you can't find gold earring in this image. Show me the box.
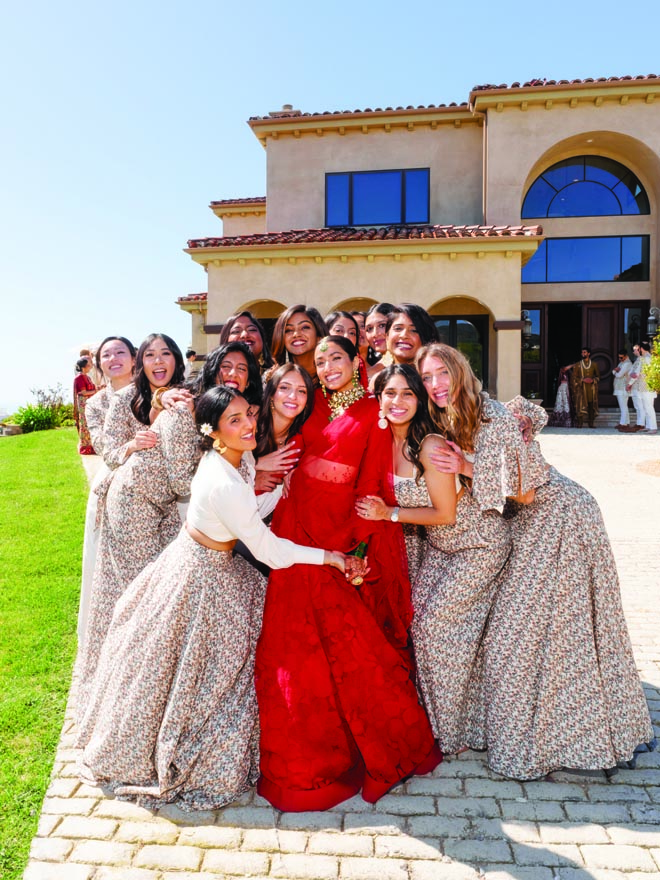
[352,367,360,388]
[213,437,228,454]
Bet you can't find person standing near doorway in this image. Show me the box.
[566,347,599,428]
[627,344,646,431]
[612,349,633,431]
[628,340,658,434]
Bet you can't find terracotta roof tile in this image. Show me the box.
[209,197,266,206]
[249,103,469,121]
[471,74,659,92]
[248,77,659,123]
[177,292,208,303]
[187,224,543,249]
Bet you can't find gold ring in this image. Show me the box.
[351,576,364,586]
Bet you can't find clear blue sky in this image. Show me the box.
[1,0,659,413]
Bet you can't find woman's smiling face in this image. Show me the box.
[419,355,452,408]
[214,396,258,452]
[315,341,356,393]
[272,372,308,421]
[387,313,421,364]
[217,351,249,392]
[143,337,176,389]
[379,373,419,427]
[227,316,263,357]
[284,312,318,357]
[365,311,389,354]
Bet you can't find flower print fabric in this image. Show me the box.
[76,403,200,734]
[396,475,511,754]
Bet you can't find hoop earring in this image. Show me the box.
[213,437,228,454]
[378,410,388,430]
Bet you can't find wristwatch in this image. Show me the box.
[390,507,400,523]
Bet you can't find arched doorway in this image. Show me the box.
[429,297,493,389]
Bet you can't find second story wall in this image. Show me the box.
[264,123,484,232]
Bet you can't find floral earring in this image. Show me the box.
[213,437,228,454]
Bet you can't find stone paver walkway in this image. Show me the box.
[25,429,660,880]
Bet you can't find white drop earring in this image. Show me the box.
[378,409,388,430]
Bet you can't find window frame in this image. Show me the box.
[325,167,430,227]
[521,155,650,219]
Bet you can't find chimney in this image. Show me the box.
[269,103,302,118]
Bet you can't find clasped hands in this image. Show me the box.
[324,552,370,582]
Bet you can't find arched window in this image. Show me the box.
[522,156,649,218]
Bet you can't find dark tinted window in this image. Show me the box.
[522,236,649,283]
[326,169,430,226]
[522,156,649,217]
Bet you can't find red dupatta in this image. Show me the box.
[271,388,412,653]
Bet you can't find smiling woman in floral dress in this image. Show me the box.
[78,336,136,646]
[359,362,513,756]
[419,343,654,778]
[76,333,199,728]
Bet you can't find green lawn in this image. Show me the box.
[0,428,87,879]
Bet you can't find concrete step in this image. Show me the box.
[544,407,638,428]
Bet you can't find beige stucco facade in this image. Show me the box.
[182,77,660,402]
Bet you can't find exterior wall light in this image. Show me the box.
[648,306,660,337]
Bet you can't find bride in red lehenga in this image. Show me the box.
[255,336,442,812]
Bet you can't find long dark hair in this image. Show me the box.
[374,364,436,478]
[386,303,439,346]
[95,336,136,371]
[254,364,315,458]
[131,333,185,425]
[366,302,396,320]
[195,386,243,453]
[219,310,274,370]
[271,305,328,365]
[191,341,262,406]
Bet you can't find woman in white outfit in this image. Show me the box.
[77,387,352,810]
[628,341,657,433]
[612,349,633,431]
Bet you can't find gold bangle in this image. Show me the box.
[151,386,170,411]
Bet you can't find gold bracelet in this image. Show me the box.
[151,386,170,411]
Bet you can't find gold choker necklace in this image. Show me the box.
[325,385,366,421]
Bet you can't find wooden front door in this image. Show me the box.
[522,300,648,407]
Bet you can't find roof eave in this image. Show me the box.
[471,79,660,110]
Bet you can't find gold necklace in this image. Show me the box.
[325,385,366,421]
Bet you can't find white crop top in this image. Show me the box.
[187,451,324,570]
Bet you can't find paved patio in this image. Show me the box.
[24,429,660,880]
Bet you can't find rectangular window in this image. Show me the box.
[325,169,430,227]
[522,235,650,283]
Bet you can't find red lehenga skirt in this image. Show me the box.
[254,396,441,811]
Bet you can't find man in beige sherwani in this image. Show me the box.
[567,347,600,428]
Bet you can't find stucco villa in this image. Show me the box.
[180,74,660,404]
